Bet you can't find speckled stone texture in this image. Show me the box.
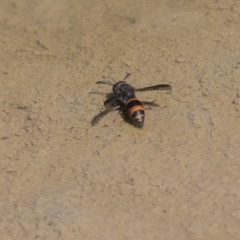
[0,0,240,239]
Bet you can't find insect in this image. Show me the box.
[91,73,172,128]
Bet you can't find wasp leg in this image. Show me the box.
[142,101,167,109]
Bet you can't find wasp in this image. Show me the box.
[91,73,172,128]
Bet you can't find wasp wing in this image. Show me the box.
[135,84,172,92]
[104,96,118,108]
[91,97,122,126]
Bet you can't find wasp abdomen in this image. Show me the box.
[126,98,145,128]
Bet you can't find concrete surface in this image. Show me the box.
[0,0,240,239]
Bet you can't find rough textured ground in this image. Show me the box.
[0,0,240,239]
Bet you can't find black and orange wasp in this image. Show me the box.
[91,73,172,128]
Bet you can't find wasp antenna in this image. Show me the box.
[123,73,131,81]
[96,81,114,85]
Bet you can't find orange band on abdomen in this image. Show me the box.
[126,98,144,116]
